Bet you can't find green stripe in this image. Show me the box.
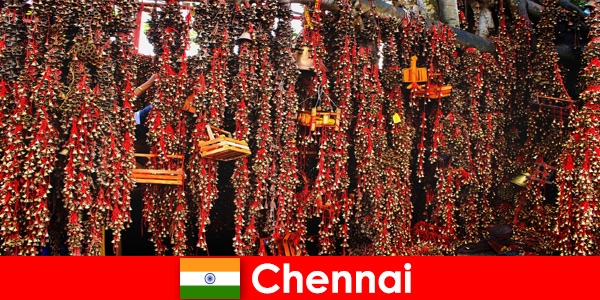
[180,286,240,299]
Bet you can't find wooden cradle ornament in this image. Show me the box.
[198,125,251,161]
[530,94,575,119]
[297,107,341,131]
[413,82,452,99]
[181,94,197,113]
[404,55,452,99]
[403,55,428,87]
[275,233,301,256]
[131,154,185,185]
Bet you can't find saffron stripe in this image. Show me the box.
[180,286,240,299]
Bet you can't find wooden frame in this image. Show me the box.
[535,94,575,105]
[182,94,197,113]
[297,108,341,131]
[198,125,251,161]
[413,83,452,99]
[275,233,301,256]
[132,153,184,185]
[403,56,452,99]
[511,162,556,187]
[317,194,355,218]
[283,233,301,256]
[403,56,428,84]
[527,161,556,184]
[100,227,123,256]
[530,94,575,119]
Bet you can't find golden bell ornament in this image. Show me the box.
[294,46,314,71]
[510,173,530,187]
[58,148,69,156]
[584,0,596,9]
[236,31,253,44]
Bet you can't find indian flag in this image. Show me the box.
[180,258,241,300]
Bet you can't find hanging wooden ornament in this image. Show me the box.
[131,154,185,185]
[530,94,575,120]
[403,55,428,86]
[403,55,452,99]
[182,94,197,113]
[413,83,452,99]
[297,107,341,131]
[199,125,251,161]
[275,233,302,256]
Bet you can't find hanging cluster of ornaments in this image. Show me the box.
[554,4,600,256]
[0,0,139,255]
[0,0,597,257]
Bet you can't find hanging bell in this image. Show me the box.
[236,31,253,44]
[510,173,530,187]
[294,46,314,71]
[584,0,596,9]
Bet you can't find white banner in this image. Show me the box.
[180,272,240,286]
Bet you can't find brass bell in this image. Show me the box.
[294,46,314,71]
[236,31,253,44]
[58,148,69,156]
[584,0,597,9]
[510,173,530,187]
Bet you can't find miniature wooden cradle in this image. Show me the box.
[413,83,452,99]
[527,161,556,185]
[530,94,575,119]
[403,55,428,86]
[199,125,251,161]
[132,154,184,185]
[403,55,452,99]
[275,233,301,256]
[182,94,196,113]
[297,107,341,131]
[510,162,556,187]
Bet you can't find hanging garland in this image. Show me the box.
[189,0,233,252]
[270,1,302,255]
[555,6,600,255]
[325,0,356,254]
[381,18,414,253]
[144,0,190,255]
[0,0,596,258]
[230,1,258,256]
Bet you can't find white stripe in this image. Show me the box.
[180,272,240,286]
